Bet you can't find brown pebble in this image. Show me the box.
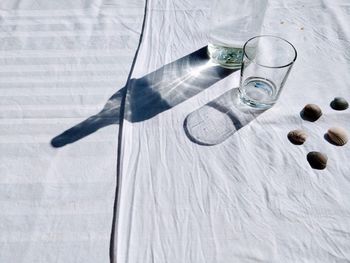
[307,151,327,170]
[330,97,349,111]
[287,129,307,145]
[327,127,348,146]
[301,104,322,122]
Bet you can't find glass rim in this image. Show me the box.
[243,35,297,69]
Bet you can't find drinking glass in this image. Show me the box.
[208,0,268,69]
[239,35,297,109]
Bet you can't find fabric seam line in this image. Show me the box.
[109,0,149,262]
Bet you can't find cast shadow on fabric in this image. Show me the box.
[51,46,238,147]
[184,88,267,146]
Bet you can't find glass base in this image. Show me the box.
[239,77,277,109]
[239,95,274,109]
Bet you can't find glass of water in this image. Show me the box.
[239,35,297,108]
[207,0,268,69]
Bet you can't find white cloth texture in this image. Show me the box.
[1,0,350,262]
[113,0,350,262]
[0,0,145,262]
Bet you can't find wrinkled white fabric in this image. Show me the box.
[0,0,144,262]
[2,0,350,262]
[114,0,350,262]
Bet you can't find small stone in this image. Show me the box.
[287,129,307,145]
[301,104,322,122]
[307,151,327,170]
[327,127,348,146]
[330,97,349,111]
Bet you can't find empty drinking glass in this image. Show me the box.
[239,35,297,109]
[208,0,268,69]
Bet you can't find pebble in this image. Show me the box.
[307,151,328,170]
[301,104,322,122]
[330,97,349,111]
[287,129,307,145]
[327,127,348,146]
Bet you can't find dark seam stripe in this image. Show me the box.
[109,0,149,262]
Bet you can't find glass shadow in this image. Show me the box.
[51,46,238,147]
[184,88,267,146]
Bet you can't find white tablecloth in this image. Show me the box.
[1,0,350,262]
[0,0,145,262]
[114,0,350,262]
